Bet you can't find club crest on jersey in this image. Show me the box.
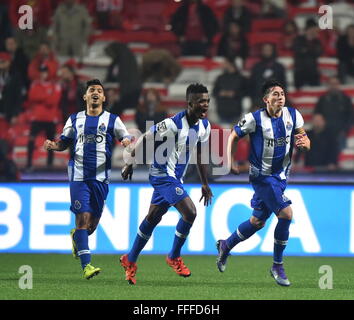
[74,200,81,210]
[286,122,292,131]
[175,187,184,195]
[99,123,106,132]
[157,121,167,132]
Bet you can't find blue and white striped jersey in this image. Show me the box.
[60,110,130,183]
[234,106,304,180]
[149,110,211,181]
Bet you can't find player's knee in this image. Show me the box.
[278,206,293,220]
[184,205,197,223]
[250,216,265,229]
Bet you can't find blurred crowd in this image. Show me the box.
[0,0,354,181]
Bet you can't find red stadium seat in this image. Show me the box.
[251,19,285,32]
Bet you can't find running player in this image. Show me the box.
[120,83,213,285]
[216,79,311,286]
[44,79,131,279]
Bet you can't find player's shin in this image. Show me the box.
[128,218,156,262]
[74,229,91,269]
[168,218,193,259]
[273,218,291,264]
[226,219,259,251]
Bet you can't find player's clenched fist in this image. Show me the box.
[44,140,57,151]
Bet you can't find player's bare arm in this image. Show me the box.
[44,139,70,152]
[294,127,311,151]
[121,130,153,181]
[227,129,240,175]
[196,142,213,206]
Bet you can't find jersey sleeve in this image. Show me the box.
[233,112,256,137]
[114,116,131,141]
[199,121,211,143]
[295,109,305,129]
[60,117,75,142]
[150,118,177,138]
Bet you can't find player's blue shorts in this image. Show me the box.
[250,176,292,221]
[149,175,189,208]
[69,180,108,218]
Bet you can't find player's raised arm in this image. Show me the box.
[227,129,240,175]
[294,127,311,151]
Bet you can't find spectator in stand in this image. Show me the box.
[0,115,19,181]
[58,62,85,123]
[25,65,61,170]
[259,0,286,18]
[141,49,182,84]
[279,20,299,56]
[212,58,248,123]
[28,41,59,81]
[295,113,338,171]
[105,41,142,115]
[217,21,249,63]
[170,0,219,56]
[0,2,12,51]
[293,19,323,89]
[249,43,287,109]
[51,0,92,60]
[222,0,252,33]
[135,88,167,134]
[0,51,26,123]
[5,36,29,87]
[337,24,354,84]
[94,0,125,30]
[314,76,353,152]
[13,21,48,60]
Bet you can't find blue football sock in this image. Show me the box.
[128,218,156,263]
[168,218,193,259]
[273,218,291,264]
[226,219,259,250]
[73,229,90,269]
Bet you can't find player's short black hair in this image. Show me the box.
[86,79,104,91]
[186,83,208,101]
[261,79,285,97]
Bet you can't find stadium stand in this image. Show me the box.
[1,0,354,175]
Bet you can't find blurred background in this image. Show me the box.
[0,0,353,183]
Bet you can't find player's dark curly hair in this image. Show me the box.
[261,79,285,97]
[86,78,104,91]
[186,83,208,101]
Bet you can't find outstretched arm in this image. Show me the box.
[196,143,213,206]
[227,129,240,175]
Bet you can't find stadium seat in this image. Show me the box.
[251,19,285,32]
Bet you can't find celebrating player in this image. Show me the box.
[44,79,131,280]
[216,79,310,286]
[120,83,213,285]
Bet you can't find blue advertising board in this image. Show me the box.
[0,183,353,256]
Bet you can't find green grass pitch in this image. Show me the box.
[1,254,353,300]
